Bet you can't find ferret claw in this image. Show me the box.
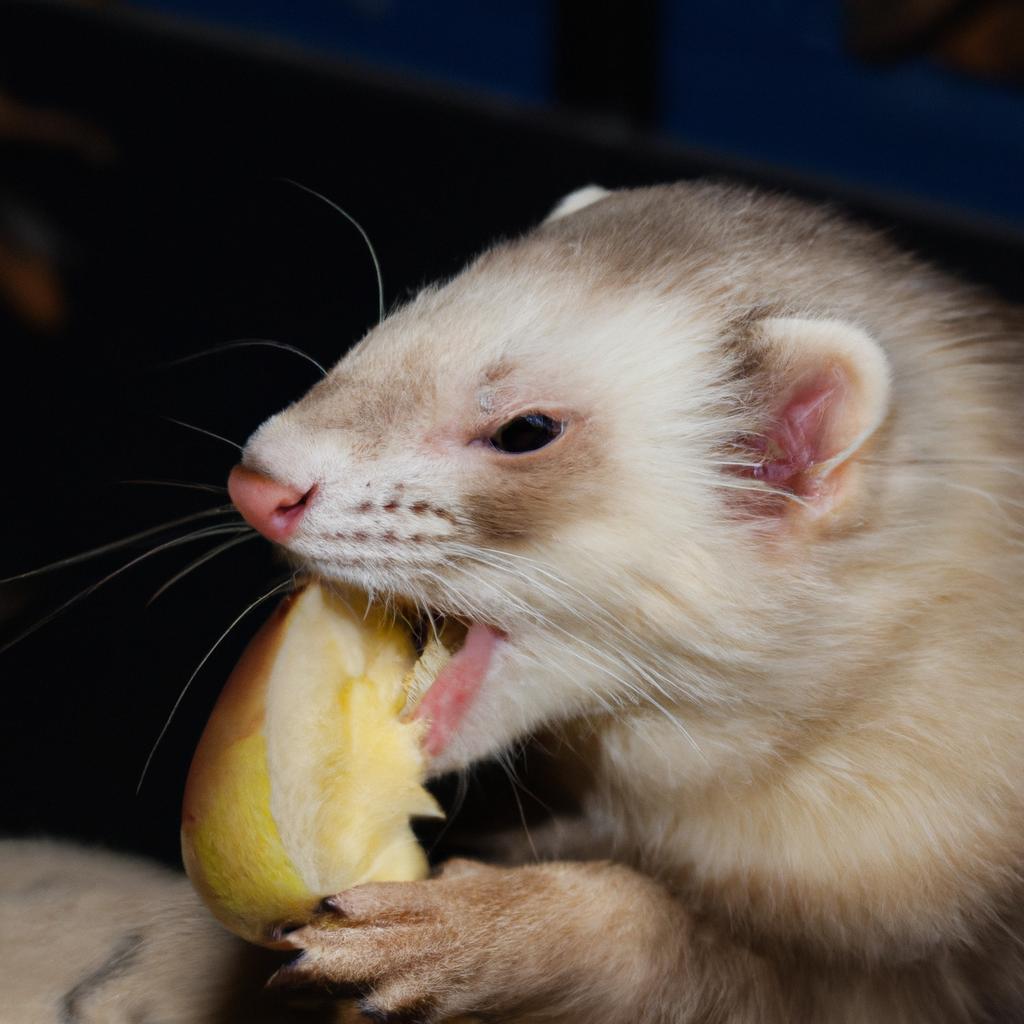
[317,893,347,915]
[268,920,306,946]
[265,954,310,989]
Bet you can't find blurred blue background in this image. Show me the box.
[127,0,1024,230]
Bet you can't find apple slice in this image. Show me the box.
[181,582,453,947]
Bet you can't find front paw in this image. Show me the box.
[269,859,541,1022]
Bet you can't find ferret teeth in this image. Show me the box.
[400,620,468,717]
[401,637,451,714]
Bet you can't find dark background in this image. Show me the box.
[1,0,1021,869]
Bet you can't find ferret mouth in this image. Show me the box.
[398,608,505,759]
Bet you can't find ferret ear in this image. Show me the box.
[734,317,891,519]
[545,184,610,222]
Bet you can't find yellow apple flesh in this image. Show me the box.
[181,583,446,947]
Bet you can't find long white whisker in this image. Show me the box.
[164,417,243,452]
[159,338,327,377]
[711,476,812,507]
[0,524,252,656]
[0,506,239,584]
[136,577,295,793]
[120,479,228,495]
[147,532,259,604]
[425,767,470,859]
[497,749,539,863]
[281,178,385,324]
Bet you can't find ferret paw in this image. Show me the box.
[267,859,540,1023]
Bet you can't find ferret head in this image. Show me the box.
[230,182,900,776]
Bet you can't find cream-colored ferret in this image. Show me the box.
[5,182,1023,1023]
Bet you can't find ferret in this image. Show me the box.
[4,181,1023,1023]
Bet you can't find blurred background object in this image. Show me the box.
[107,0,1024,225]
[847,0,1024,83]
[0,0,1020,866]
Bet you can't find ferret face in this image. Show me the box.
[232,183,896,774]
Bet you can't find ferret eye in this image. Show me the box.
[490,414,563,454]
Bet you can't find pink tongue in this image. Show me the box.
[413,623,501,757]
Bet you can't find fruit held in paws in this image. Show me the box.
[181,583,453,946]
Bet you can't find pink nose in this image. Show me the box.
[228,466,314,542]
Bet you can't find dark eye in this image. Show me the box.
[489,414,564,454]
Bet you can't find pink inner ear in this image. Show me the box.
[746,368,847,499]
